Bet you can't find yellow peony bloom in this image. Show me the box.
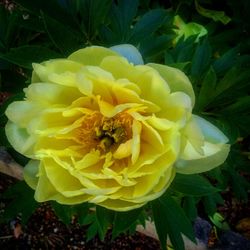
[5,45,230,211]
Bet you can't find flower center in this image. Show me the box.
[78,112,133,152]
[95,118,126,151]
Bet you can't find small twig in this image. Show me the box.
[0,147,23,180]
[0,235,14,240]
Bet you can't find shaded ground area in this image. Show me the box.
[0,174,161,250]
[1,173,250,250]
[0,204,161,250]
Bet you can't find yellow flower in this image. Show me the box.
[5,45,230,211]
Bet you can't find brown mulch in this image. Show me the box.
[0,174,161,250]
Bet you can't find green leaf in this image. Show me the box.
[207,167,227,189]
[112,207,143,239]
[129,9,167,44]
[168,62,191,72]
[15,0,77,28]
[0,8,21,50]
[141,34,174,60]
[227,166,249,201]
[171,174,219,196]
[195,0,231,24]
[213,47,239,74]
[152,195,195,250]
[86,217,98,241]
[96,206,114,240]
[202,193,224,216]
[51,202,72,225]
[78,0,112,40]
[197,66,217,111]
[183,197,197,221]
[0,127,11,147]
[83,210,112,242]
[0,5,8,47]
[209,212,230,230]
[213,67,239,97]
[1,181,38,224]
[172,36,197,63]
[51,202,89,225]
[0,46,61,69]
[191,37,211,77]
[75,204,92,225]
[103,0,138,43]
[42,13,82,56]
[221,96,250,114]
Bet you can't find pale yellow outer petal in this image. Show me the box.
[32,59,83,84]
[5,121,35,156]
[5,101,41,127]
[68,46,119,66]
[23,160,39,189]
[175,115,230,174]
[175,143,230,174]
[147,63,195,107]
[35,163,92,204]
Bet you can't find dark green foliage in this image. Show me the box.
[0,181,38,224]
[0,45,61,68]
[112,207,143,238]
[171,174,220,196]
[152,195,196,250]
[51,202,90,225]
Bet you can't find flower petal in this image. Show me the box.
[131,120,142,164]
[148,63,195,107]
[43,158,87,197]
[5,101,41,127]
[175,143,230,174]
[193,115,229,144]
[35,162,91,204]
[5,121,35,156]
[175,115,230,174]
[113,139,132,159]
[110,44,144,65]
[98,199,144,212]
[25,82,82,105]
[32,59,83,84]
[68,46,119,66]
[23,160,39,189]
[100,56,170,110]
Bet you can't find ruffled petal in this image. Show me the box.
[68,46,119,66]
[25,82,81,105]
[100,56,170,110]
[193,115,229,144]
[23,160,39,189]
[5,121,35,156]
[35,162,91,204]
[148,63,195,107]
[175,115,230,174]
[175,143,230,174]
[32,59,83,84]
[5,101,41,127]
